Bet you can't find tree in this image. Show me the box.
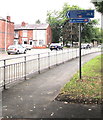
[92,1,103,14]
[92,1,103,40]
[46,3,81,44]
[46,10,62,43]
[46,2,99,45]
[35,19,41,24]
[81,19,99,43]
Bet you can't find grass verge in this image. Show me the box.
[56,54,102,104]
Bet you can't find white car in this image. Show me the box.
[98,44,103,48]
[7,45,27,55]
[21,44,33,50]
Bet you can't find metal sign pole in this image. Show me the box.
[67,10,94,80]
[79,23,82,79]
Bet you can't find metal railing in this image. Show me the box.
[0,47,100,90]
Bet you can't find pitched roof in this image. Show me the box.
[15,23,49,30]
[0,17,5,21]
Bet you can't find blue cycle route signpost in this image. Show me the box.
[66,10,94,79]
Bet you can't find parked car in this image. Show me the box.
[64,43,72,48]
[98,44,103,48]
[21,44,33,50]
[50,43,63,51]
[81,44,91,49]
[7,45,27,55]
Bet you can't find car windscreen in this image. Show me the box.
[50,43,60,46]
[8,46,15,49]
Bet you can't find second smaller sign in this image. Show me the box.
[69,18,90,23]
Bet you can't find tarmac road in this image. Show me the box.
[2,52,102,119]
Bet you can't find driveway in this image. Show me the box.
[2,52,101,118]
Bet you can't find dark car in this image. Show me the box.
[81,44,91,49]
[50,43,63,51]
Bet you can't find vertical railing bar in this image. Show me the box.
[17,63,19,78]
[48,52,50,69]
[3,60,6,89]
[15,63,17,80]
[62,50,64,64]
[38,54,40,74]
[76,48,77,58]
[24,56,26,80]
[68,49,69,60]
[56,51,58,66]
[13,64,15,81]
[9,65,10,83]
[22,62,23,78]
[20,63,22,77]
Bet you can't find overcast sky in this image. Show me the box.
[0,0,101,24]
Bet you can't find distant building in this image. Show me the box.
[14,22,52,48]
[0,16,14,51]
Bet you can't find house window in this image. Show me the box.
[24,41,27,44]
[22,38,28,44]
[30,41,32,45]
[39,40,44,45]
[23,30,27,37]
[14,31,19,38]
[34,40,37,46]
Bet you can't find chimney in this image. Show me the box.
[7,16,11,22]
[21,21,26,26]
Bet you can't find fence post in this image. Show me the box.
[38,54,40,74]
[48,52,50,69]
[24,56,26,80]
[3,60,6,89]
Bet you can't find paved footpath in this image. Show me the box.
[2,52,102,119]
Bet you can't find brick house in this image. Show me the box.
[14,22,52,48]
[0,16,14,51]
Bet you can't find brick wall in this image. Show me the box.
[46,25,52,46]
[16,30,33,44]
[0,16,14,51]
[0,19,5,50]
[27,30,33,42]
[14,22,52,47]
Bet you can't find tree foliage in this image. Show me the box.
[46,3,81,44]
[92,1,103,14]
[46,3,100,45]
[81,19,99,42]
[35,19,41,24]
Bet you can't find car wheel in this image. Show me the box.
[24,50,26,54]
[16,50,19,54]
[56,48,59,51]
[8,52,10,55]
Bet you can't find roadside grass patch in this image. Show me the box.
[56,55,102,104]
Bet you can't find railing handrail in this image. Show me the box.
[0,51,52,61]
[0,47,100,90]
[0,48,81,61]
